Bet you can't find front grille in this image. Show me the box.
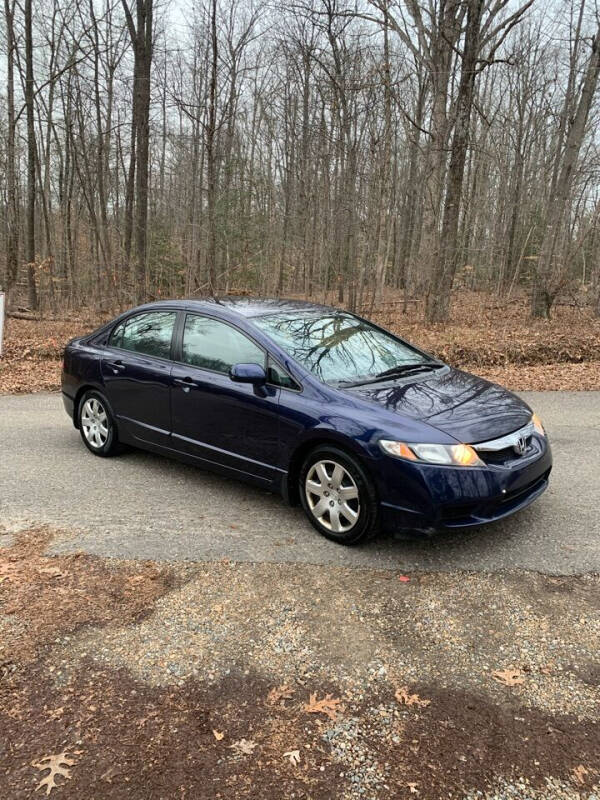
[480,437,533,465]
[473,421,536,466]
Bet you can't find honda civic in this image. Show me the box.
[61,298,552,544]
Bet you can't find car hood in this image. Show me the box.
[343,366,532,443]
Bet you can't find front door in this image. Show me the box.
[170,313,281,483]
[101,309,178,446]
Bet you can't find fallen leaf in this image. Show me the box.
[395,687,431,708]
[0,662,17,681]
[304,692,343,721]
[492,668,525,687]
[212,730,224,741]
[267,684,295,706]
[229,738,257,756]
[284,749,301,766]
[100,765,120,783]
[32,752,76,795]
[398,575,410,583]
[39,566,66,578]
[572,764,589,785]
[407,783,419,795]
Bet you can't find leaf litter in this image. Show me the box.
[3,292,600,394]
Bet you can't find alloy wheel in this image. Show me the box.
[81,397,109,449]
[305,459,360,533]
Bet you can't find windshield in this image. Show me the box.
[252,311,434,385]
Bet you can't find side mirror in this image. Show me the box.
[229,362,267,385]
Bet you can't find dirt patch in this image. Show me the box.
[1,662,598,799]
[390,683,599,798]
[1,662,343,800]
[0,528,173,665]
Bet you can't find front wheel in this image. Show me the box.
[78,390,120,457]
[299,446,379,545]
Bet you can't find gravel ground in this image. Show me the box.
[51,562,600,721]
[1,527,598,799]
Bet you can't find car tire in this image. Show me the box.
[299,445,379,545]
[77,390,121,457]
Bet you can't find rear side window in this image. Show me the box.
[109,311,177,359]
[182,315,264,374]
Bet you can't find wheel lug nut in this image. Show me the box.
[329,501,334,507]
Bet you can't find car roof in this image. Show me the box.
[132,296,340,319]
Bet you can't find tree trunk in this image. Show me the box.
[426,0,485,323]
[25,0,38,309]
[532,24,600,318]
[122,0,153,303]
[3,0,19,304]
[205,0,218,294]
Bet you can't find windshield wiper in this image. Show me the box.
[337,362,441,388]
[375,362,439,380]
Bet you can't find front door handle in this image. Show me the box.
[106,360,125,374]
[174,376,198,392]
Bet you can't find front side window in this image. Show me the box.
[253,312,433,385]
[182,315,264,374]
[267,358,300,390]
[109,311,177,359]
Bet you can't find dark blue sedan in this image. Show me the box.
[61,298,552,544]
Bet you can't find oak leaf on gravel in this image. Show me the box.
[304,692,343,721]
[32,752,77,795]
[492,668,525,686]
[213,730,224,741]
[267,684,295,705]
[395,687,431,708]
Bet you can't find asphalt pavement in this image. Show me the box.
[0,391,598,574]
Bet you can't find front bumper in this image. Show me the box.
[377,434,552,533]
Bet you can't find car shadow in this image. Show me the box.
[115,444,540,568]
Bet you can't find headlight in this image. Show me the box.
[379,439,484,467]
[531,413,545,436]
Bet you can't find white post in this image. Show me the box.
[0,292,5,358]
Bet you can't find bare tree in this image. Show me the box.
[532,16,600,317]
[122,0,154,301]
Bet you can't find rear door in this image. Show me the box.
[101,310,178,446]
[170,313,281,483]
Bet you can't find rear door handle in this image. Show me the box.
[106,360,125,373]
[174,376,198,392]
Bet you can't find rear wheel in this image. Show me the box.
[78,391,120,457]
[299,446,378,544]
